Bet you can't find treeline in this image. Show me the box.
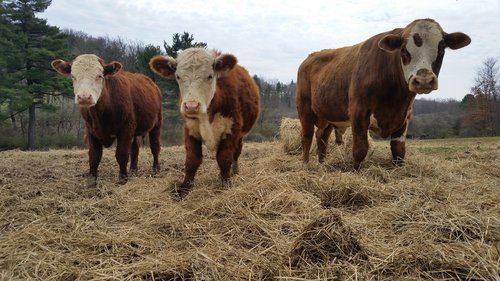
[1,1,499,151]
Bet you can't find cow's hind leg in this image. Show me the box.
[316,121,334,163]
[390,123,408,166]
[130,137,140,175]
[116,131,133,184]
[297,105,316,163]
[216,135,239,188]
[334,127,346,145]
[149,125,161,175]
[231,137,243,176]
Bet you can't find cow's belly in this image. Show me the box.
[185,113,233,151]
[328,116,380,133]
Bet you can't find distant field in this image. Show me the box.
[0,136,498,280]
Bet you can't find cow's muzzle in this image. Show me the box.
[409,70,438,94]
[76,94,95,106]
[183,101,201,116]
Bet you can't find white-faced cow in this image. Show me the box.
[149,48,260,198]
[51,54,163,186]
[296,19,471,170]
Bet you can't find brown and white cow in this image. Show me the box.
[51,54,163,186]
[149,48,260,198]
[296,19,470,170]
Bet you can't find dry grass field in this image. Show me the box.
[0,130,499,280]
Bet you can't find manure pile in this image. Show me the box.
[0,133,499,280]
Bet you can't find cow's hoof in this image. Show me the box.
[152,165,160,176]
[172,182,193,200]
[87,176,97,188]
[220,178,232,190]
[392,158,405,167]
[118,174,128,185]
[130,168,138,176]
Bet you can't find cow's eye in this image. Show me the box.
[176,75,180,80]
[208,75,213,80]
[97,74,103,79]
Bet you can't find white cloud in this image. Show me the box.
[40,0,500,100]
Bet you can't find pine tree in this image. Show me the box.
[1,0,72,149]
[163,32,207,57]
[136,44,163,82]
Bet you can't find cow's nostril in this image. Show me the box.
[184,101,200,113]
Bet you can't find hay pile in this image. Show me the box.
[0,136,499,280]
[280,117,375,166]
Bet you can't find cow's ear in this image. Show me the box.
[51,59,72,76]
[378,35,403,52]
[214,53,237,76]
[149,55,177,79]
[444,32,471,50]
[103,61,122,76]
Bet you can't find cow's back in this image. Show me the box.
[297,44,362,122]
[124,72,163,136]
[212,65,260,133]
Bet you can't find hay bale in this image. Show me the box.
[290,212,366,267]
[279,118,373,161]
[280,117,307,155]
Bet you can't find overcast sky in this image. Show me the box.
[40,0,499,101]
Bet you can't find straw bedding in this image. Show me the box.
[0,132,498,280]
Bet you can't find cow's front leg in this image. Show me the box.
[390,123,408,166]
[87,134,103,187]
[116,131,133,184]
[351,112,370,171]
[177,133,202,198]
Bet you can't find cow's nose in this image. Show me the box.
[77,94,93,105]
[410,70,437,94]
[184,101,200,114]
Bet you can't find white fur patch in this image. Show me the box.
[185,113,233,151]
[391,135,406,142]
[176,49,217,114]
[71,54,104,105]
[402,20,442,83]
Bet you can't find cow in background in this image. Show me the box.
[149,48,260,198]
[296,19,470,170]
[51,54,163,186]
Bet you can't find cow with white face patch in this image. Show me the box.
[52,54,163,186]
[296,19,470,170]
[149,48,260,198]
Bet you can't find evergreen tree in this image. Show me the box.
[163,32,207,57]
[136,44,163,82]
[1,0,72,149]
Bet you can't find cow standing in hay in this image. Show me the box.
[51,54,163,186]
[149,48,260,198]
[296,19,470,170]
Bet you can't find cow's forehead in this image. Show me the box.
[72,54,103,75]
[407,20,443,43]
[176,49,215,74]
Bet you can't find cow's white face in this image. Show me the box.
[378,19,471,94]
[149,48,237,118]
[51,54,122,107]
[176,49,218,116]
[70,55,105,106]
